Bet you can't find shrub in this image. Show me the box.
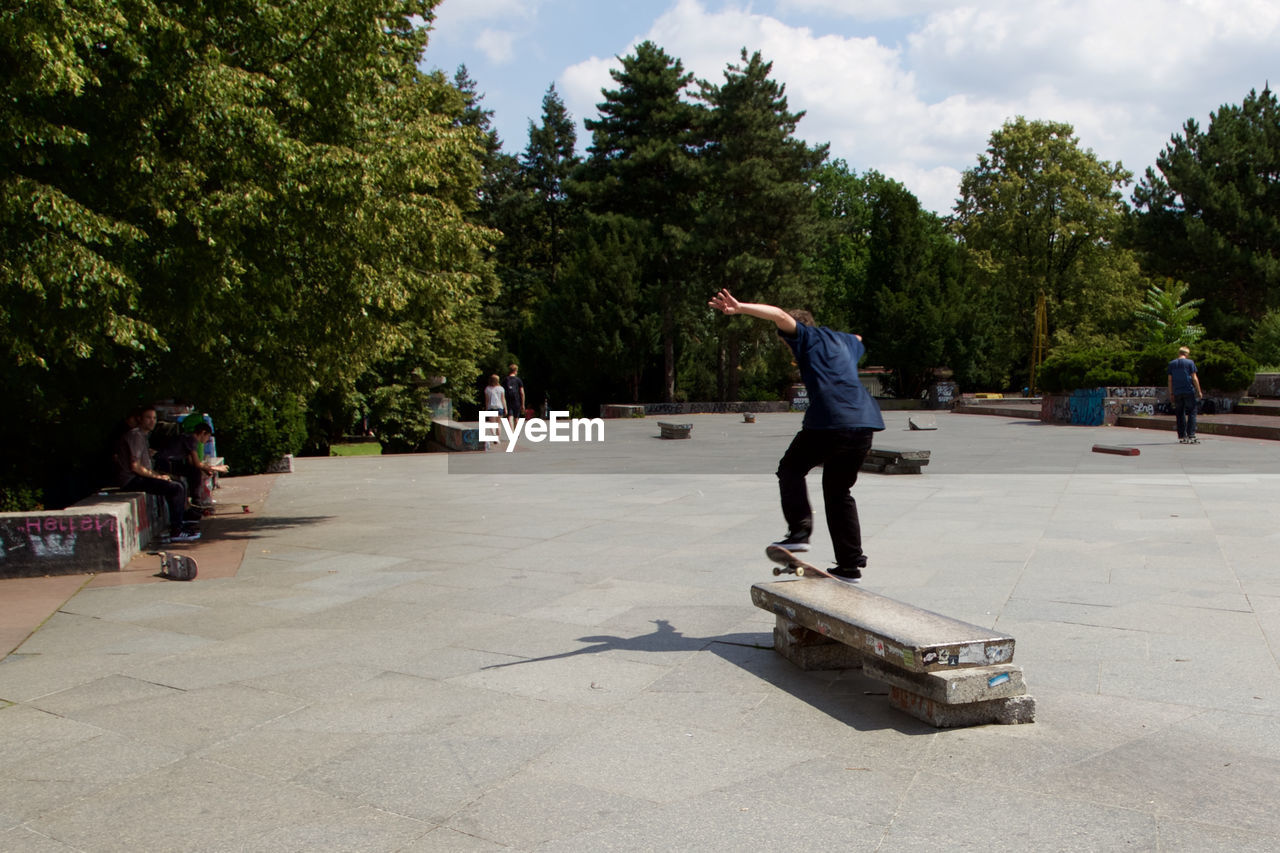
[0,480,42,512]
[1082,364,1138,388]
[367,383,435,454]
[1249,309,1280,366]
[213,394,308,474]
[1037,347,1140,393]
[1133,344,1181,386]
[1191,339,1257,392]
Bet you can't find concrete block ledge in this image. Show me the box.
[751,579,1015,674]
[430,418,487,452]
[658,422,692,439]
[0,491,162,579]
[752,579,1032,728]
[889,687,1036,727]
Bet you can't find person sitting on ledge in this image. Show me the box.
[112,405,200,542]
[154,420,224,507]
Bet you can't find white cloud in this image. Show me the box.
[434,0,535,26]
[475,29,518,64]
[776,0,953,20]
[558,0,1280,213]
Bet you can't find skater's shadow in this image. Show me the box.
[480,618,923,733]
[479,619,745,668]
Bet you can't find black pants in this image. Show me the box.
[777,428,874,568]
[123,475,187,535]
[1173,393,1198,439]
[155,458,203,503]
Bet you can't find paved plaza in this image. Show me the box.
[4,411,1280,851]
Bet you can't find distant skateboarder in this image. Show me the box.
[708,289,884,579]
[1166,346,1204,444]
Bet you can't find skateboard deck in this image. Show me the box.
[158,551,198,581]
[766,545,842,581]
[200,504,251,517]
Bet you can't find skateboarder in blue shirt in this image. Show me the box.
[709,289,885,579]
[1167,346,1204,443]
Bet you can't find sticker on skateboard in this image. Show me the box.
[766,544,842,581]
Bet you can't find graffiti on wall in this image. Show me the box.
[1069,388,1105,426]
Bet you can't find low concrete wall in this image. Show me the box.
[1250,373,1280,398]
[642,401,791,416]
[430,418,486,452]
[601,405,646,419]
[1041,388,1242,426]
[0,491,162,579]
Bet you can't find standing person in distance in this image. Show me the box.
[708,288,884,580]
[503,364,525,429]
[1167,345,1204,444]
[483,374,507,438]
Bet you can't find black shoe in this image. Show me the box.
[770,534,811,553]
[828,566,861,582]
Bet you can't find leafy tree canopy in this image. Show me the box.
[1132,85,1280,338]
[1,0,497,500]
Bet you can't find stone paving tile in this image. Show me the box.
[4,412,1280,850]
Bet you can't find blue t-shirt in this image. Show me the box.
[1167,357,1198,396]
[781,323,885,431]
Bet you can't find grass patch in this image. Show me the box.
[330,442,382,457]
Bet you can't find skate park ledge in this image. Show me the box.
[752,579,1035,728]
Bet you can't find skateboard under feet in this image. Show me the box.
[766,544,841,581]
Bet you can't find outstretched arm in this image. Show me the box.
[707,289,797,336]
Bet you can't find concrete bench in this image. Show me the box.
[751,579,1034,727]
[430,418,487,452]
[658,422,692,440]
[862,446,930,474]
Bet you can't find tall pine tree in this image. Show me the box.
[578,41,702,402]
[696,49,826,400]
[1132,86,1280,339]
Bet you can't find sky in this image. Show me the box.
[421,0,1278,214]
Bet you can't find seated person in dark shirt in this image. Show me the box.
[154,421,219,506]
[112,405,199,542]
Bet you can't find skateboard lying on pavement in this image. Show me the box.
[766,544,840,580]
[158,551,198,581]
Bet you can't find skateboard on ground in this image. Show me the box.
[199,504,251,517]
[766,544,840,580]
[158,551,198,581]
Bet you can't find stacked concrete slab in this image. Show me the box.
[752,578,1035,727]
[861,446,930,474]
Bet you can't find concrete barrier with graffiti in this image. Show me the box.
[1041,388,1241,426]
[0,491,163,579]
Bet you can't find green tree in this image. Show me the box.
[1133,279,1205,347]
[811,163,993,394]
[492,84,581,364]
[695,49,827,400]
[1132,86,1280,339]
[953,117,1141,387]
[860,174,968,396]
[1,1,496,498]
[577,41,703,402]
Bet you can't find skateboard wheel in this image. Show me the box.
[772,567,782,576]
[795,566,807,576]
